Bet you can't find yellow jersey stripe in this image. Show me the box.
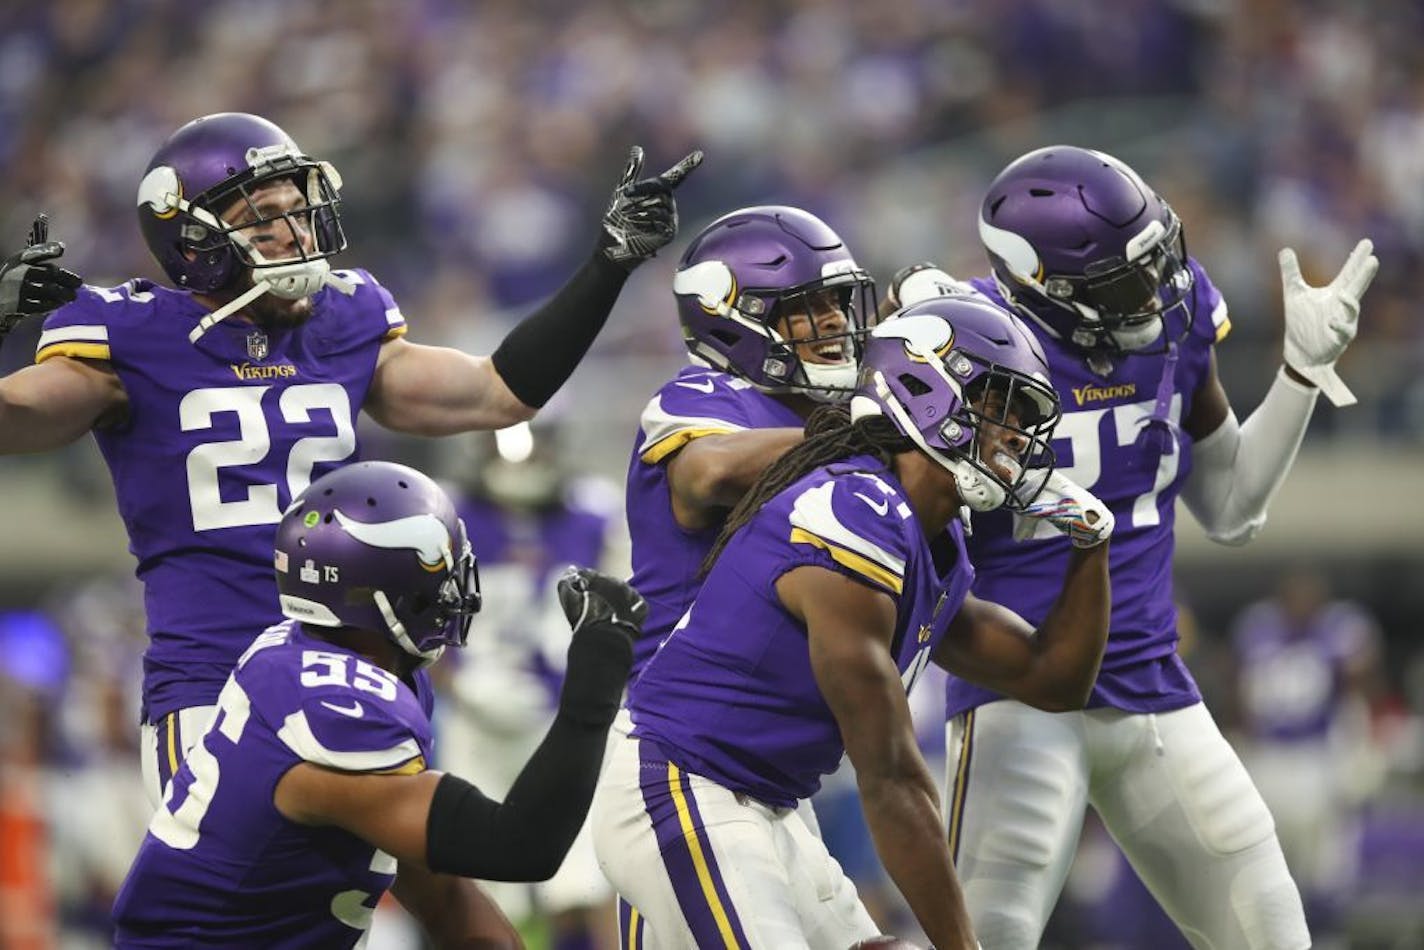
[372,755,426,776]
[667,763,740,949]
[789,527,904,595]
[36,342,111,364]
[381,325,408,341]
[639,426,738,465]
[166,712,179,775]
[1214,317,1232,343]
[947,709,975,862]
[627,908,640,950]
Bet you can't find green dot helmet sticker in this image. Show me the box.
[303,511,321,528]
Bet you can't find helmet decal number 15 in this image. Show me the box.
[179,383,356,531]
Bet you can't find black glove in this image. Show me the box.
[1,240,83,335]
[597,146,703,271]
[554,566,646,727]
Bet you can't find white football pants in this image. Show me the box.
[945,701,1310,950]
[593,729,879,949]
[140,704,218,808]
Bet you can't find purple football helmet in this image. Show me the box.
[136,112,346,294]
[978,145,1193,356]
[673,206,878,402]
[852,295,1060,512]
[275,461,481,666]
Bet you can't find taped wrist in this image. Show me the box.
[558,623,633,728]
[490,252,629,408]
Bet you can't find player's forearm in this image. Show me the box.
[0,364,112,454]
[427,625,630,880]
[1030,544,1111,710]
[859,772,977,950]
[671,427,804,514]
[490,252,629,410]
[1181,368,1317,546]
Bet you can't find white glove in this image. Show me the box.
[1011,470,1114,548]
[888,261,979,310]
[1278,238,1378,407]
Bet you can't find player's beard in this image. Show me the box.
[219,270,317,332]
[247,289,315,332]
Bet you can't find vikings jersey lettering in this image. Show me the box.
[946,262,1228,718]
[1232,599,1377,742]
[629,456,973,807]
[111,621,431,949]
[625,365,803,677]
[37,271,405,720]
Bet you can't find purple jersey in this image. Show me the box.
[947,263,1229,718]
[112,620,434,948]
[1232,599,1377,742]
[625,365,803,677]
[630,455,973,807]
[37,271,405,720]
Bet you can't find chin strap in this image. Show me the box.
[188,259,355,344]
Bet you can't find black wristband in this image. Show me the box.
[558,623,634,728]
[489,252,629,408]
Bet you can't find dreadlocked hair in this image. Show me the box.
[700,405,915,575]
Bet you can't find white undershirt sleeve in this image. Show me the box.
[1180,366,1319,546]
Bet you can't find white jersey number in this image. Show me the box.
[1019,395,1182,540]
[149,677,253,850]
[180,383,357,531]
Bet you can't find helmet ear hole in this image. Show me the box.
[898,374,932,397]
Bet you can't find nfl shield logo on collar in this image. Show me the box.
[247,330,269,361]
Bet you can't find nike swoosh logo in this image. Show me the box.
[853,492,889,516]
[320,699,365,719]
[674,378,716,393]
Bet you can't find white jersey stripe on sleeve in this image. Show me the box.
[277,710,422,773]
[788,482,907,577]
[37,324,110,347]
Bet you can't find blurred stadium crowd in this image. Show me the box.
[1,0,1422,947]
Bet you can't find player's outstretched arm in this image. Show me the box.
[0,217,122,455]
[666,427,805,530]
[1182,239,1379,546]
[781,565,978,950]
[273,568,642,880]
[391,861,522,950]
[935,474,1112,710]
[366,148,703,436]
[0,356,126,454]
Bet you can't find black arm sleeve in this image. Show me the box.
[425,625,632,880]
[488,251,629,409]
[426,714,610,881]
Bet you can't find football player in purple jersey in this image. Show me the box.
[616,203,878,946]
[594,297,1115,950]
[112,460,646,949]
[930,146,1379,949]
[625,205,881,683]
[0,112,698,803]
